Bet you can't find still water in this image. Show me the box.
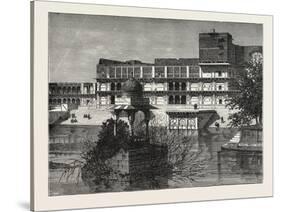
[49,125,262,196]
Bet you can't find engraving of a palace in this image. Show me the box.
[48,13,263,196]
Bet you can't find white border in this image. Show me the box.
[31,1,273,211]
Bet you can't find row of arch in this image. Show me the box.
[110,83,122,91]
[168,82,186,91]
[168,82,224,91]
[168,95,223,105]
[109,82,223,92]
[50,86,81,95]
[168,95,186,104]
[49,98,81,105]
[109,82,187,91]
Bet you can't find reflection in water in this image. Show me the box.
[49,126,262,196]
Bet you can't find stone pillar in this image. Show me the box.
[96,95,100,108]
[145,119,150,140]
[186,66,189,78]
[152,66,155,78]
[140,66,143,78]
[81,83,84,94]
[195,117,198,130]
[199,94,203,105]
[164,66,167,78]
[144,111,150,140]
[213,81,216,91]
[213,94,216,105]
[164,82,168,91]
[199,67,202,78]
[128,112,135,137]
[90,84,94,94]
[186,94,190,105]
[107,96,110,105]
[113,112,119,136]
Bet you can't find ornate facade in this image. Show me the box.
[49,82,95,106]
[95,31,262,129]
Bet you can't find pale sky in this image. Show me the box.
[48,13,262,82]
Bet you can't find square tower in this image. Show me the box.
[199,31,235,64]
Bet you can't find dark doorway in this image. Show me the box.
[110,95,115,104]
[168,96,174,104]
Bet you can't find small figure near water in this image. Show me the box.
[215,122,220,131]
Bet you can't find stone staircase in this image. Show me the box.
[221,131,241,150]
[228,131,241,144]
[199,111,220,129]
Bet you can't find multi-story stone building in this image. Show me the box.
[95,31,262,129]
[49,82,96,106]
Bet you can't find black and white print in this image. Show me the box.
[48,13,263,196]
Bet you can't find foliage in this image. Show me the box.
[58,118,130,191]
[227,54,263,127]
[60,115,209,190]
[148,115,209,184]
[96,118,130,159]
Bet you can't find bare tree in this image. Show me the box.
[59,115,209,191]
[147,114,209,185]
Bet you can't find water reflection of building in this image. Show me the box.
[96,31,262,129]
[49,82,96,106]
[217,150,262,184]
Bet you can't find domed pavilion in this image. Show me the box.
[122,77,143,97]
[111,77,157,140]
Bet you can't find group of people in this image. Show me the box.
[83,113,91,119]
[70,113,78,123]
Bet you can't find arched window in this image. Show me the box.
[58,99,62,104]
[77,87,81,94]
[219,99,223,104]
[72,87,76,93]
[181,96,186,104]
[63,98,67,104]
[181,82,186,91]
[175,82,180,91]
[175,95,180,104]
[67,87,71,94]
[110,95,115,104]
[168,82,174,91]
[218,85,222,90]
[72,98,76,104]
[110,83,115,91]
[168,96,174,104]
[63,87,67,94]
[117,83,122,91]
[76,98,80,105]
